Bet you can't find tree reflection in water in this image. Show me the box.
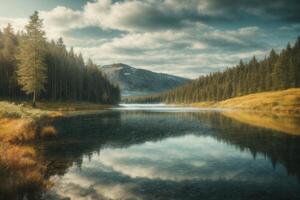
[1,110,300,200]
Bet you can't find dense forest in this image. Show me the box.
[127,37,300,103]
[0,13,120,105]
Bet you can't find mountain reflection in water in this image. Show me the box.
[1,106,300,200]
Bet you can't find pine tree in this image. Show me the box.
[17,11,47,106]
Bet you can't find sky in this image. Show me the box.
[0,0,299,78]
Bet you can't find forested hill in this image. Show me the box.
[0,23,120,104]
[127,37,300,104]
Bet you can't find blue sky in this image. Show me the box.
[0,0,299,78]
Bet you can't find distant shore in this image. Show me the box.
[190,88,300,116]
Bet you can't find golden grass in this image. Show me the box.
[222,111,300,135]
[0,118,35,143]
[0,143,37,168]
[0,143,49,192]
[0,101,53,119]
[41,126,57,138]
[0,101,62,143]
[192,88,300,115]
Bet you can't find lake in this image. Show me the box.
[1,104,300,200]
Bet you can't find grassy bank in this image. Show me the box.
[191,88,300,115]
[0,102,57,195]
[0,143,49,194]
[0,101,57,119]
[0,101,112,143]
[0,101,113,194]
[34,102,113,112]
[0,102,60,143]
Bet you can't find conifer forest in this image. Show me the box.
[0,12,120,105]
[127,38,300,103]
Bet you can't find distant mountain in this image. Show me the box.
[100,63,189,96]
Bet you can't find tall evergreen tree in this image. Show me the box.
[17,11,47,106]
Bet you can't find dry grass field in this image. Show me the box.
[192,88,300,115]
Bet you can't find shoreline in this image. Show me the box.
[0,101,114,143]
[1,88,300,143]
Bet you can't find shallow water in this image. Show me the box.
[1,104,300,200]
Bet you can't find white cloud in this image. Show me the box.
[81,0,184,32]
[39,6,86,39]
[100,31,185,52]
[83,0,111,26]
[0,17,26,31]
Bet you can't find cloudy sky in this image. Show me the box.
[0,0,299,78]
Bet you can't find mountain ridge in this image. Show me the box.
[100,63,189,96]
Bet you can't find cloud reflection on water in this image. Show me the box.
[49,134,299,200]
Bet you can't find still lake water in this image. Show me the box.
[1,104,300,200]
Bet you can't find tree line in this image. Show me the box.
[126,37,300,103]
[0,12,120,106]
